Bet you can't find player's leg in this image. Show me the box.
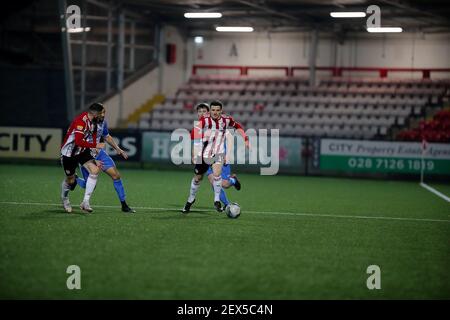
[182,163,208,213]
[219,164,232,206]
[104,165,136,213]
[76,165,89,189]
[208,172,230,207]
[221,179,232,189]
[76,150,104,189]
[211,160,224,212]
[60,156,78,213]
[96,149,134,213]
[182,173,203,213]
[189,173,204,202]
[223,164,241,190]
[79,152,100,213]
[229,174,241,190]
[220,164,232,190]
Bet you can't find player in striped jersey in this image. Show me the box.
[60,103,105,213]
[182,100,249,213]
[182,103,241,213]
[75,104,135,213]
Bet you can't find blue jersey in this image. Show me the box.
[87,120,109,157]
[95,121,113,167]
[86,120,109,144]
[96,120,109,143]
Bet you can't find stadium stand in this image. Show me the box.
[397,108,450,142]
[139,74,450,140]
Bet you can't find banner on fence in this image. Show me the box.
[320,139,450,174]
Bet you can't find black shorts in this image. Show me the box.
[193,154,225,175]
[194,162,210,175]
[61,150,94,176]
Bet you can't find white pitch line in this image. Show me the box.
[246,210,450,223]
[420,183,450,203]
[0,201,449,223]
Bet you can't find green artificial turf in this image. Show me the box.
[0,164,449,299]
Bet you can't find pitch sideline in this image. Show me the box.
[420,183,450,203]
[0,200,449,223]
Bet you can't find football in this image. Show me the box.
[225,202,241,219]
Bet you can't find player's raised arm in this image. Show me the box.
[193,115,205,139]
[105,135,128,159]
[225,129,234,164]
[191,116,206,163]
[229,117,250,148]
[99,121,126,159]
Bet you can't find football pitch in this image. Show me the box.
[0,164,449,299]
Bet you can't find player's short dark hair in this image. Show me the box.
[196,103,209,111]
[210,100,223,109]
[88,102,104,113]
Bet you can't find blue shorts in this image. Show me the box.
[96,149,116,171]
[207,164,231,181]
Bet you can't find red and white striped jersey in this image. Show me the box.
[61,112,98,157]
[193,113,246,159]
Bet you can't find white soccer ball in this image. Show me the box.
[225,202,241,219]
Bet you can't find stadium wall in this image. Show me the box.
[104,25,186,128]
[187,32,450,77]
[102,67,160,127]
[161,25,189,96]
[2,127,449,180]
[102,29,450,128]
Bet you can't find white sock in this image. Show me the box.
[213,176,222,202]
[83,174,98,202]
[188,178,200,203]
[61,180,70,199]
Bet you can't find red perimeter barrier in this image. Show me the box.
[192,65,289,76]
[192,65,450,79]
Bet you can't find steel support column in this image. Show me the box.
[309,29,318,87]
[58,0,75,122]
[106,7,112,91]
[130,21,136,72]
[117,10,125,126]
[80,0,87,109]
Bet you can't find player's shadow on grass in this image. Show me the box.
[167,203,215,211]
[20,209,88,220]
[145,206,218,219]
[165,204,217,216]
[151,214,215,220]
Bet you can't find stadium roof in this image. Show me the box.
[124,0,450,34]
[3,0,450,39]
